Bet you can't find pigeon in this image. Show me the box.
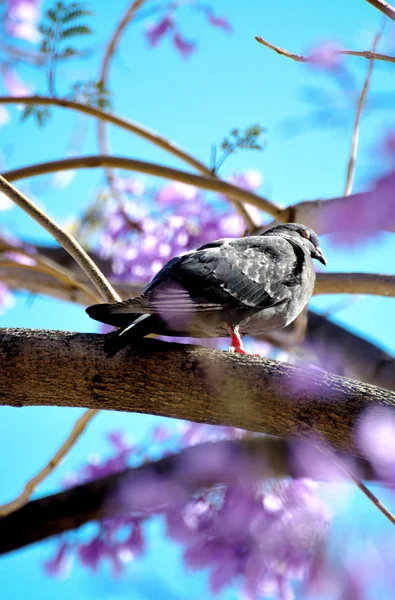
[86,223,326,357]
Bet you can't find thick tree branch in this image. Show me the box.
[2,156,283,218]
[0,438,375,555]
[255,34,395,63]
[1,328,395,455]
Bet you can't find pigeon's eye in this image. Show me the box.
[301,229,311,240]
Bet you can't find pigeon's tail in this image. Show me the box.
[104,314,156,357]
[86,299,147,328]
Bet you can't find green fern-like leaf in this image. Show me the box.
[61,8,93,23]
[60,25,92,39]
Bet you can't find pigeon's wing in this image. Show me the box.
[144,235,304,313]
[87,235,305,320]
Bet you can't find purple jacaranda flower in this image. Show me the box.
[5,0,41,43]
[207,12,233,33]
[357,407,395,482]
[78,537,106,572]
[124,520,145,557]
[43,541,72,577]
[306,41,343,69]
[145,15,174,47]
[2,66,32,96]
[115,176,146,196]
[229,169,263,192]
[172,31,197,59]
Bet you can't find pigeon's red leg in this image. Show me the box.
[225,325,260,356]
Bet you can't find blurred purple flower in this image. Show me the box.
[229,169,263,192]
[173,32,197,59]
[97,172,255,284]
[2,67,32,96]
[307,41,343,69]
[43,542,72,577]
[207,12,233,33]
[145,15,173,47]
[357,408,395,481]
[5,0,41,42]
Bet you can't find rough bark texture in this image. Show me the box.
[0,438,374,555]
[1,328,395,455]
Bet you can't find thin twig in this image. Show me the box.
[255,35,395,64]
[317,444,395,526]
[96,0,257,229]
[0,259,100,303]
[97,0,149,230]
[0,95,260,230]
[365,0,395,20]
[344,27,383,195]
[0,177,115,517]
[2,156,283,218]
[0,409,99,517]
[0,175,120,303]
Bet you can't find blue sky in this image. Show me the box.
[1,0,395,598]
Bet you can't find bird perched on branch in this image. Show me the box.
[86,223,326,357]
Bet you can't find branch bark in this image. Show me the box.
[1,155,283,218]
[1,328,395,455]
[255,34,395,63]
[365,0,395,20]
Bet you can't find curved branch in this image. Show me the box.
[0,437,375,555]
[0,176,120,304]
[314,272,395,297]
[0,95,209,172]
[1,327,395,455]
[255,35,395,63]
[0,95,260,229]
[344,28,383,196]
[2,156,282,218]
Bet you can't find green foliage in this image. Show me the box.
[38,1,94,96]
[20,105,52,128]
[211,123,266,174]
[68,80,113,111]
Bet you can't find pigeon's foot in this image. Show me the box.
[226,324,260,357]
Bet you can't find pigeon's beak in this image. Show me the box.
[313,246,327,266]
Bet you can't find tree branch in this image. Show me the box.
[365,0,395,20]
[1,156,283,218]
[1,328,395,455]
[344,27,383,195]
[255,35,395,64]
[0,96,259,229]
[0,437,375,555]
[0,176,120,303]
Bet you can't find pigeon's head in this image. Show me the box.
[263,223,327,266]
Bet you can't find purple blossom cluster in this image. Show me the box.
[44,423,332,600]
[145,5,232,60]
[98,171,262,284]
[4,0,41,44]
